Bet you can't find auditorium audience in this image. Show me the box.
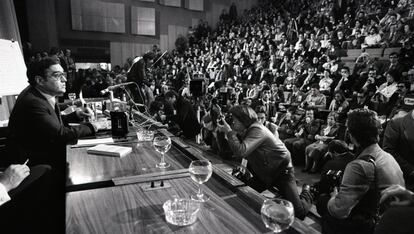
[14,0,414,230]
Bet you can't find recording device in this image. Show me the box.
[310,170,343,198]
[232,166,253,182]
[218,114,233,125]
[100,82,135,95]
[110,111,129,137]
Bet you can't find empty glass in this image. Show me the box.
[189,160,213,202]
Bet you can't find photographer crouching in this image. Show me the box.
[317,109,405,234]
[217,105,313,219]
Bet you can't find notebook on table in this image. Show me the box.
[87,144,132,158]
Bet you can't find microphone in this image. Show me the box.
[100,82,135,95]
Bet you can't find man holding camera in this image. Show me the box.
[319,109,404,234]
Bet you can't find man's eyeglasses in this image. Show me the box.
[49,72,67,81]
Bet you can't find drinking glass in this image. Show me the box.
[153,136,171,168]
[189,160,213,202]
[68,93,76,106]
[261,198,294,233]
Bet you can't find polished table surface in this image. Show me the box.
[66,135,191,191]
[66,112,318,234]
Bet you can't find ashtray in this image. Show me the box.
[136,129,154,141]
[163,197,200,226]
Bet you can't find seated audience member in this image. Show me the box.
[255,105,279,137]
[375,185,414,234]
[383,107,414,190]
[284,109,322,165]
[349,90,375,110]
[319,140,355,177]
[328,91,350,115]
[319,69,334,95]
[335,66,355,98]
[371,70,399,114]
[386,81,412,117]
[286,84,306,104]
[301,84,327,110]
[363,27,382,48]
[276,107,302,140]
[217,105,313,220]
[299,67,319,92]
[164,90,201,139]
[304,112,339,173]
[319,109,404,234]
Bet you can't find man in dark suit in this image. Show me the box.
[164,90,201,139]
[6,57,98,232]
[127,52,155,107]
[383,108,414,190]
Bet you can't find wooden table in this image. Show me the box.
[66,136,192,191]
[66,112,318,234]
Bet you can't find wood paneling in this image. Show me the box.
[205,3,227,30]
[131,6,156,36]
[66,177,265,233]
[159,0,181,7]
[110,42,156,67]
[70,0,125,33]
[159,34,168,52]
[167,24,188,51]
[187,0,204,11]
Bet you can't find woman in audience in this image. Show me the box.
[328,91,350,114]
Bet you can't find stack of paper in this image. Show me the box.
[87,144,132,158]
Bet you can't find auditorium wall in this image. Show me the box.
[25,0,258,66]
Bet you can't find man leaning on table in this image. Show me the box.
[5,57,102,232]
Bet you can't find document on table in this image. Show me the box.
[72,137,114,148]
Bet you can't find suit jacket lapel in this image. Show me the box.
[55,103,62,123]
[30,87,61,123]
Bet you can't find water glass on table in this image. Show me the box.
[189,160,213,202]
[153,135,171,169]
[68,93,76,106]
[261,198,294,233]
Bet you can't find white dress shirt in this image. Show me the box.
[0,183,11,206]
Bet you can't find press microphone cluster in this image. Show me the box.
[100,82,135,95]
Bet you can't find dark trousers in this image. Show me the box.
[0,165,52,234]
[317,194,375,234]
[284,138,311,165]
[375,206,414,234]
[248,168,313,220]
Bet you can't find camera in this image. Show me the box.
[232,166,253,182]
[219,114,233,125]
[310,170,343,198]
